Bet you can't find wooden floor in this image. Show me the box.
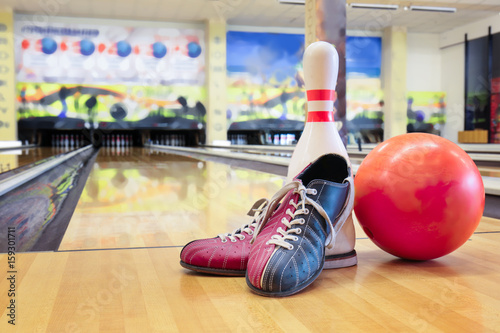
[1,147,499,332]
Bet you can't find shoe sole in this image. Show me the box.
[246,250,357,297]
[324,249,357,269]
[180,261,246,277]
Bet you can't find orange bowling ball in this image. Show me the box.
[354,133,485,260]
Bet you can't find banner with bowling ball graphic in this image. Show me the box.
[226,31,306,125]
[226,32,385,142]
[15,82,206,124]
[14,20,206,129]
[345,36,383,143]
[14,21,205,86]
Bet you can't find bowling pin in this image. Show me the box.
[70,134,74,148]
[287,41,350,182]
[116,134,121,147]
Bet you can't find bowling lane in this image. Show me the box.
[59,147,285,251]
[478,166,500,178]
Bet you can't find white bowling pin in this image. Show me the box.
[287,41,350,181]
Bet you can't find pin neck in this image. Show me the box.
[306,89,334,100]
[306,89,335,123]
[307,111,334,122]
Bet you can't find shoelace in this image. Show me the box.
[251,178,354,250]
[218,198,269,243]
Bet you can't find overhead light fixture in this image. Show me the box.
[277,0,305,5]
[350,3,399,10]
[409,6,457,13]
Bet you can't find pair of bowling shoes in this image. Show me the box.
[180,154,356,297]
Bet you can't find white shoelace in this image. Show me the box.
[250,179,353,250]
[218,198,269,243]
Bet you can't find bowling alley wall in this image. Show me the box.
[9,13,500,145]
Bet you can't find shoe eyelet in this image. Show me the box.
[304,208,310,214]
[231,239,237,242]
[288,245,294,250]
[248,231,253,235]
[293,236,299,241]
[301,219,306,225]
[241,236,245,240]
[221,239,227,243]
[296,229,302,234]
[311,189,317,195]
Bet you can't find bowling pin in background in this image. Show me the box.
[287,41,350,182]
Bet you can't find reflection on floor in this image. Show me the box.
[59,147,285,251]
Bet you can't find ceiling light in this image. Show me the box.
[409,6,457,13]
[277,0,305,5]
[350,3,399,10]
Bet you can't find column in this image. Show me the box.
[205,19,227,145]
[382,26,407,140]
[304,0,347,144]
[0,7,16,142]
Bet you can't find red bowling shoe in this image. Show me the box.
[180,199,268,276]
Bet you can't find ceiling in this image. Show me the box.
[5,0,500,34]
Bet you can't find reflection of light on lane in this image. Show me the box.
[64,148,285,250]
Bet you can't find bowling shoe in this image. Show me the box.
[180,199,269,276]
[246,154,356,297]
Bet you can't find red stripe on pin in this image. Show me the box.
[307,89,334,101]
[307,111,334,122]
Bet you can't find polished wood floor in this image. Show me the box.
[0,146,71,173]
[1,147,499,332]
